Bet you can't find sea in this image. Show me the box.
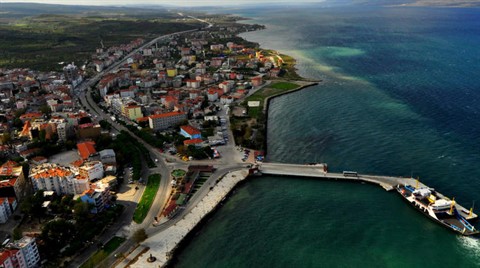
[173,4,480,268]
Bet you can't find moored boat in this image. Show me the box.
[397,184,479,236]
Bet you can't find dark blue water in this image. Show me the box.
[174,6,480,267]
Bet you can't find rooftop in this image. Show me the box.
[77,141,97,160]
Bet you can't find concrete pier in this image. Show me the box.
[258,162,478,220]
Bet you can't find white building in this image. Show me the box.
[99,149,116,165]
[57,122,67,142]
[220,95,234,105]
[0,236,41,268]
[79,161,104,181]
[207,89,218,102]
[0,197,13,224]
[148,111,186,131]
[30,163,89,195]
[79,180,111,214]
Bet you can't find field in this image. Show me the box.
[245,82,299,117]
[0,4,201,71]
[132,174,161,224]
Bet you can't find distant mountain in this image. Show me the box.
[0,3,173,21]
[321,0,480,7]
[399,0,480,7]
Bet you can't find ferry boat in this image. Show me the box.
[396,184,479,236]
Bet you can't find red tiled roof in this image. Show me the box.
[183,138,203,145]
[31,156,47,163]
[0,249,18,263]
[20,112,42,120]
[136,116,150,122]
[71,159,84,167]
[181,125,201,136]
[77,141,96,160]
[149,111,184,119]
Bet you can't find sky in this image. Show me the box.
[0,0,324,6]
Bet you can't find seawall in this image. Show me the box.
[128,169,251,268]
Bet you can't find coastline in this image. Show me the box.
[125,19,321,267]
[128,169,252,267]
[262,81,319,158]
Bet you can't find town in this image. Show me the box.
[0,11,303,267]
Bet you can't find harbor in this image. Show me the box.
[120,161,479,267]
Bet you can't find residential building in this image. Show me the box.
[1,236,41,268]
[79,180,110,214]
[77,123,101,140]
[183,138,204,147]
[0,249,22,268]
[180,125,202,139]
[207,89,218,102]
[251,76,263,87]
[30,163,89,195]
[166,68,177,77]
[57,122,67,142]
[99,149,116,165]
[78,161,104,181]
[77,141,97,160]
[0,197,12,224]
[0,161,27,201]
[122,104,143,120]
[148,111,186,131]
[220,95,234,105]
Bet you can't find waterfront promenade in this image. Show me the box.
[124,169,250,268]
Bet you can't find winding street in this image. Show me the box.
[70,15,249,268]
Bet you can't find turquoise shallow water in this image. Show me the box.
[173,5,480,268]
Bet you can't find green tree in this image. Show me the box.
[73,201,90,220]
[21,191,45,222]
[13,227,22,240]
[39,219,76,258]
[99,120,111,130]
[39,105,52,117]
[132,228,148,244]
[14,108,26,118]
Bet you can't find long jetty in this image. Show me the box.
[258,162,478,220]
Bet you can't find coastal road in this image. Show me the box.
[72,15,214,267]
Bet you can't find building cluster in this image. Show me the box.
[29,141,117,213]
[92,38,145,72]
[96,23,280,150]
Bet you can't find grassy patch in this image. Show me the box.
[133,174,161,224]
[171,169,186,178]
[269,82,299,90]
[80,236,125,268]
[245,81,299,117]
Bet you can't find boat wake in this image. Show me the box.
[457,236,480,261]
